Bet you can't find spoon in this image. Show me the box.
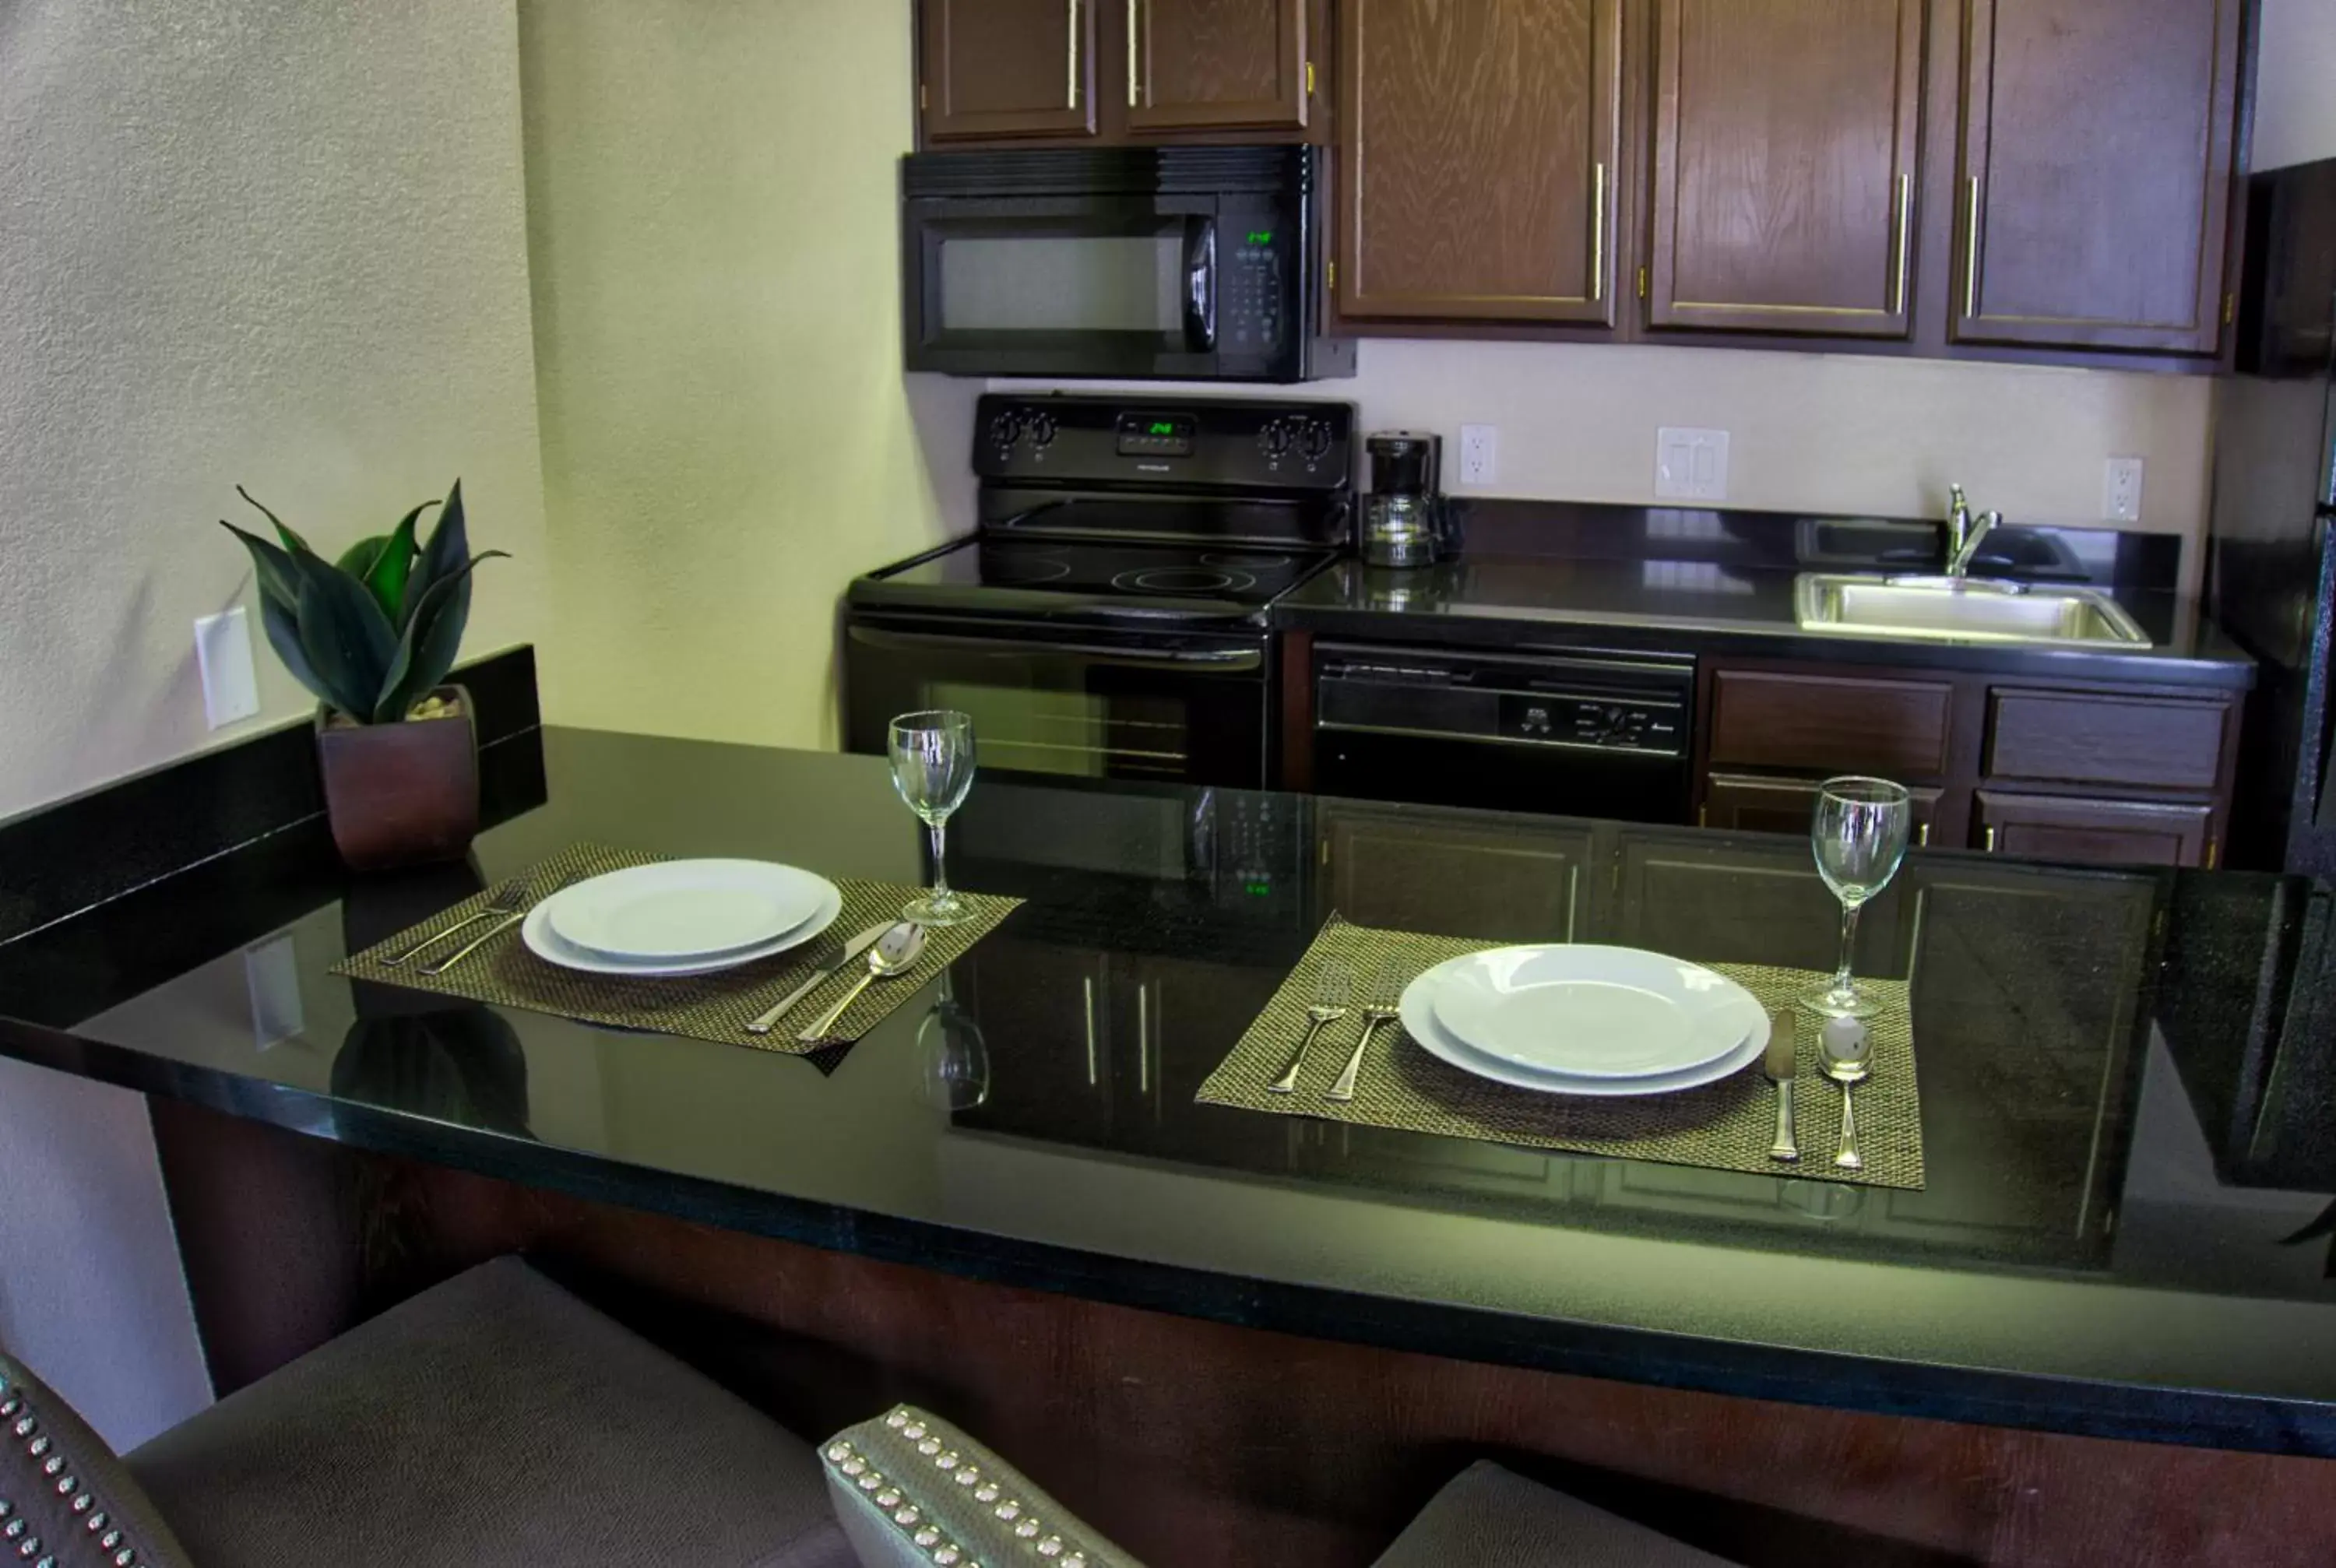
[799,922,927,1042]
[1819,1025,1870,1172]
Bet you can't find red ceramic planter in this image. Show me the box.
[315,684,480,870]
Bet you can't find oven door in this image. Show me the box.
[845,618,1270,787]
[903,194,1229,379]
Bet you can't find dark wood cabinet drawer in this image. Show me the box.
[1709,670,1954,778]
[1985,689,2232,792]
[1704,773,1947,846]
[1974,789,2214,868]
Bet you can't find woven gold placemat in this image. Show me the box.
[1198,916,1924,1190]
[332,843,1021,1055]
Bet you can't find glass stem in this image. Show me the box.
[928,819,951,904]
[1832,898,1862,1000]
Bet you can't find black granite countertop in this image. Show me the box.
[2,729,2329,1454]
[1275,503,2257,689]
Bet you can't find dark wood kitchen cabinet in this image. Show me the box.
[920,0,1100,142]
[1320,801,1591,942]
[918,0,1325,146]
[1697,656,2243,870]
[1128,0,1312,134]
[1646,0,1925,338]
[1339,0,1624,324]
[1951,0,2243,354]
[1973,790,2215,867]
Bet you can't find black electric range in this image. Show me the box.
[845,393,1355,788]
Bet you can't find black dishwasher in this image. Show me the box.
[1311,644,1696,822]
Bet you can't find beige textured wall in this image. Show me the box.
[0,0,551,823]
[519,0,976,750]
[2253,0,2336,171]
[1014,339,2216,571]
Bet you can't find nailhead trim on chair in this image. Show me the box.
[0,1372,142,1568]
[821,1409,1091,1568]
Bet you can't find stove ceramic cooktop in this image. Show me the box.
[861,536,1332,616]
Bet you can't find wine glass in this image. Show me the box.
[1804,776,1912,1019]
[888,710,977,926]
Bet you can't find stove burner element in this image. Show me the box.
[1198,552,1294,569]
[983,556,1074,585]
[1112,567,1259,596]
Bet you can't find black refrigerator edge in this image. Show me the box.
[2211,157,2336,876]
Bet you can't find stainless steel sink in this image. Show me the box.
[1794,574,2152,649]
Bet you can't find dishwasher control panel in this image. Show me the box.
[1316,650,1691,758]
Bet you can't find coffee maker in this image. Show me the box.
[1361,431,1448,568]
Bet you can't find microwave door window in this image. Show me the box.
[940,234,1184,335]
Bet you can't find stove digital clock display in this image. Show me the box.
[1116,413,1196,457]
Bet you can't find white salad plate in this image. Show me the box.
[523,877,842,978]
[543,860,832,962]
[1429,944,1755,1079]
[1400,952,1768,1098]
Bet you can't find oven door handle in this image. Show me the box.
[1184,216,1217,352]
[850,624,1262,672]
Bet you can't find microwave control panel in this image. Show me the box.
[1224,230,1286,356]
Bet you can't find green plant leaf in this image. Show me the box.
[220,520,307,617]
[410,479,468,609]
[236,484,310,555]
[369,504,429,626]
[374,550,506,722]
[256,595,332,708]
[295,560,399,721]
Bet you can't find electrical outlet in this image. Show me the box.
[1458,424,1498,487]
[1655,428,1729,501]
[2104,457,2144,522]
[195,607,260,730]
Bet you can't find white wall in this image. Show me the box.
[2252,0,2336,171]
[519,0,976,751]
[0,0,551,824]
[1014,339,2215,562]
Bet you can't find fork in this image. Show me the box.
[1326,959,1405,1104]
[1268,960,1353,1095]
[385,880,530,967]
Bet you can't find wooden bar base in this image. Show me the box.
[149,1099,2336,1566]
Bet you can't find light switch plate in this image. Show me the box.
[2104,456,2144,522]
[1655,428,1730,501]
[1458,424,1498,487]
[195,607,260,730]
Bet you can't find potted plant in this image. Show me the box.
[222,480,506,870]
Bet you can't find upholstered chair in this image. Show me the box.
[3,1257,853,1568]
[820,1408,1742,1568]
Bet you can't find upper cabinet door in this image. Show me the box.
[1126,0,1310,134]
[1954,0,2241,354]
[922,0,1100,142]
[1648,0,1924,338]
[1341,0,1624,324]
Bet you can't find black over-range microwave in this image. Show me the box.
[900,145,1354,383]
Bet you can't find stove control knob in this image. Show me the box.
[1026,412,1057,448]
[1259,420,1293,458]
[1301,420,1335,459]
[988,410,1024,452]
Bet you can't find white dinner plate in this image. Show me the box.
[1430,944,1754,1079]
[522,879,841,978]
[543,860,831,962]
[1401,955,1768,1098]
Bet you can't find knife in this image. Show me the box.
[1765,1007,1799,1164]
[747,923,895,1035]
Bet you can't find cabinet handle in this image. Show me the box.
[1589,162,1608,304]
[1916,820,1930,849]
[1067,0,1082,109]
[1127,0,1140,107]
[1983,824,1999,853]
[1891,174,1912,317]
[1961,174,1981,319]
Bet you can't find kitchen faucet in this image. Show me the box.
[1943,483,2002,579]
